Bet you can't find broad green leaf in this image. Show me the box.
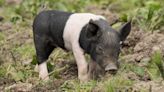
[133,66,145,77]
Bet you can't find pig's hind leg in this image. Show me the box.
[33,35,55,81]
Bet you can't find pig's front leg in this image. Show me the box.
[72,44,89,82]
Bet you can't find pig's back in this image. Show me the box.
[33,10,72,49]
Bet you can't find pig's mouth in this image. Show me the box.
[90,60,118,75]
[87,59,118,79]
[104,64,118,75]
[105,69,117,75]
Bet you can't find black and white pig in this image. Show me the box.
[33,10,131,82]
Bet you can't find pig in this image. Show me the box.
[32,10,131,82]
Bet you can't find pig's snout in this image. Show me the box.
[105,64,118,74]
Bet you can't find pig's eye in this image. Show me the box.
[96,46,104,54]
[120,41,123,45]
[119,41,124,48]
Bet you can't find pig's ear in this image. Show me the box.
[86,19,101,40]
[119,21,131,41]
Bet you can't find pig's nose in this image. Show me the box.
[105,64,118,74]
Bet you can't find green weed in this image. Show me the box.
[0,66,6,77]
[60,80,97,92]
[147,51,164,80]
[0,33,4,45]
[104,75,133,92]
[12,44,35,60]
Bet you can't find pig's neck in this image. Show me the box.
[79,25,92,54]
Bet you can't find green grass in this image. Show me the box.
[11,44,35,60]
[104,75,133,92]
[0,66,6,77]
[60,80,97,92]
[0,33,5,45]
[147,51,164,80]
[0,33,4,41]
[0,0,164,91]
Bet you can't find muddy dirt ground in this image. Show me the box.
[0,5,164,92]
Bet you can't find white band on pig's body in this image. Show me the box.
[63,13,105,51]
[63,13,105,81]
[38,62,49,80]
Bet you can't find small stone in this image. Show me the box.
[34,64,39,72]
[5,0,22,5]
[152,46,160,52]
[5,83,32,91]
[141,57,151,62]
[139,57,151,66]
[0,16,4,21]
[22,59,32,65]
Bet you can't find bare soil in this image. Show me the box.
[0,6,164,92]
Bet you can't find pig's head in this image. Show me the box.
[80,19,131,75]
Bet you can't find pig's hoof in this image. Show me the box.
[43,77,50,81]
[79,74,90,83]
[39,75,50,82]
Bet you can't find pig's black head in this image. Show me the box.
[79,19,131,74]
